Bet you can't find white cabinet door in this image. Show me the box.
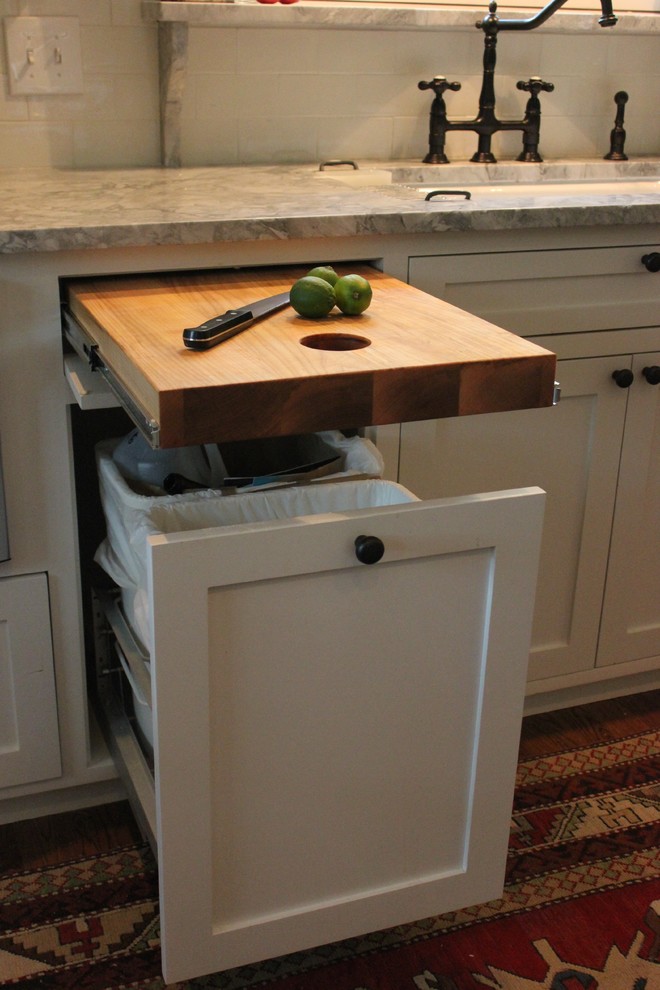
[0,573,61,788]
[146,487,544,982]
[398,358,628,682]
[598,351,660,666]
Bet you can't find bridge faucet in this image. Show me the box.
[419,0,617,165]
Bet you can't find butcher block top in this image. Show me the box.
[64,264,557,447]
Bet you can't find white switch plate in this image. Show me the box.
[4,16,83,95]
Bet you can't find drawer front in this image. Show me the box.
[409,244,660,336]
[146,486,544,981]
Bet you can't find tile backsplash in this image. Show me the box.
[1,0,658,168]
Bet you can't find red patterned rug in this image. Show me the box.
[2,729,660,989]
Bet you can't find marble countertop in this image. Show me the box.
[1,159,659,255]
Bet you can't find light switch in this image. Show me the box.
[4,16,83,95]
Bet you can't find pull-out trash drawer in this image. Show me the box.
[92,437,545,983]
[76,262,551,983]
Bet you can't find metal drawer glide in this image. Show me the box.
[93,588,156,852]
[62,307,160,447]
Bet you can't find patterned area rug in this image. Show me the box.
[2,730,660,989]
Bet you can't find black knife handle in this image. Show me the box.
[183,308,254,350]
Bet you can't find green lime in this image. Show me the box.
[290,276,336,319]
[306,265,339,286]
[334,274,372,315]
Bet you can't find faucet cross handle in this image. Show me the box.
[418,76,462,98]
[517,77,555,96]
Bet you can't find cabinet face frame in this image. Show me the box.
[146,487,544,982]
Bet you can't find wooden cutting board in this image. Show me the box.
[64,264,557,447]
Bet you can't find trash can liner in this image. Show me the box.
[95,432,399,653]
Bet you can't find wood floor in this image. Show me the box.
[2,689,659,874]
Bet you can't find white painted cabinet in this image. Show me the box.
[0,573,61,789]
[399,357,627,683]
[405,241,660,704]
[598,351,660,668]
[134,482,543,981]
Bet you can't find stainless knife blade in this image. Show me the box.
[182,291,290,351]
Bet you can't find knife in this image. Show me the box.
[182,291,290,351]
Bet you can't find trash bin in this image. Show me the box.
[94,430,398,754]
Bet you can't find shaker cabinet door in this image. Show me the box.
[598,351,660,666]
[145,486,544,982]
[398,358,628,683]
[0,573,61,789]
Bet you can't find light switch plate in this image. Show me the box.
[4,16,83,95]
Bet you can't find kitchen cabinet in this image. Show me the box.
[598,351,660,668]
[404,240,660,705]
[61,262,550,980]
[0,573,61,789]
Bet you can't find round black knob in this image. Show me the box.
[643,365,660,385]
[641,252,660,272]
[354,535,385,565]
[612,368,634,388]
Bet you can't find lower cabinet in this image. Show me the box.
[406,242,660,695]
[399,357,628,682]
[598,352,660,668]
[95,473,544,982]
[0,573,61,789]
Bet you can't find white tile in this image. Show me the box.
[13,0,111,25]
[0,74,29,119]
[236,28,320,74]
[0,118,72,165]
[295,70,429,124]
[317,115,394,162]
[188,26,238,73]
[238,115,319,163]
[491,33,544,78]
[80,24,157,75]
[113,73,159,121]
[410,30,483,79]
[181,113,239,166]
[110,0,143,26]
[72,116,159,167]
[540,33,610,76]
[392,114,430,161]
[607,34,659,73]
[195,72,283,119]
[26,74,115,120]
[540,114,603,158]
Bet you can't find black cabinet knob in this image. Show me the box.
[643,365,660,385]
[354,535,385,565]
[612,368,634,388]
[641,252,660,272]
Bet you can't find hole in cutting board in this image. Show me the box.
[300,333,371,351]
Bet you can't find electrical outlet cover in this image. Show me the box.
[4,16,83,96]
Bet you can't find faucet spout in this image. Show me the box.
[480,0,617,30]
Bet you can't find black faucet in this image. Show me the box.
[419,0,617,165]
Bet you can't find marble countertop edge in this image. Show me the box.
[1,159,658,255]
